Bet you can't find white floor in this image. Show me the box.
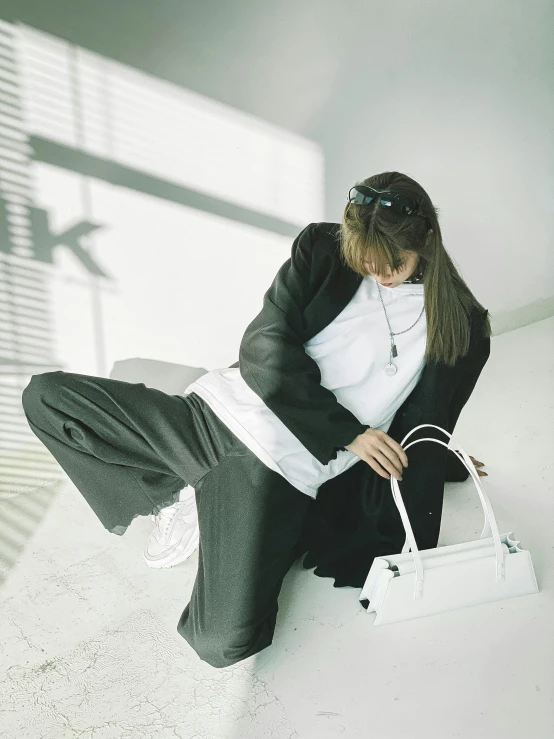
[1,317,553,739]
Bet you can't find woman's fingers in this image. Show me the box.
[469,455,487,476]
[374,448,403,480]
[455,451,485,468]
[454,452,488,476]
[470,455,485,467]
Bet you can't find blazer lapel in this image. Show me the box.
[302,225,363,340]
[303,268,362,340]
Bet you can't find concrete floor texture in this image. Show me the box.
[1,316,553,739]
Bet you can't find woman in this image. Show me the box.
[21,171,491,669]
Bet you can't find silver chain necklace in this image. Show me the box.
[376,277,425,377]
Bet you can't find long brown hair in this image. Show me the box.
[338,171,491,368]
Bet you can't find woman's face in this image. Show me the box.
[363,250,420,288]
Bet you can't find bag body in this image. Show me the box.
[359,424,539,625]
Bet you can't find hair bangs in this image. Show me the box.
[348,229,409,277]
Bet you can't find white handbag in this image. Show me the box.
[359,423,539,626]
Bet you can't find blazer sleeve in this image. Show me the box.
[444,317,491,481]
[236,222,371,466]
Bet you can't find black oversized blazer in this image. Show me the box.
[229,222,491,589]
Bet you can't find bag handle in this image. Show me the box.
[390,423,505,600]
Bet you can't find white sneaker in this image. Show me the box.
[143,488,200,569]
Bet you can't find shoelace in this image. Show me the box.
[153,500,197,539]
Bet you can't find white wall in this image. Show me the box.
[2,2,552,378]
[5,24,325,377]
[2,1,550,330]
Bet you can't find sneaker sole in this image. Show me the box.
[143,527,200,569]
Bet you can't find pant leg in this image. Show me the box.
[178,449,312,668]
[22,370,313,669]
[20,370,247,534]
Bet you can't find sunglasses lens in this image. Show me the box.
[349,187,373,205]
[348,187,418,216]
[392,194,417,215]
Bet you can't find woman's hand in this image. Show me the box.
[345,430,488,480]
[345,428,409,481]
[456,451,488,477]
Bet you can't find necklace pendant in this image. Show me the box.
[384,362,397,376]
[391,342,398,358]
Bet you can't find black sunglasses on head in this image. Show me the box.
[347,185,424,218]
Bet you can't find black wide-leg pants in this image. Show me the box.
[21,370,313,669]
